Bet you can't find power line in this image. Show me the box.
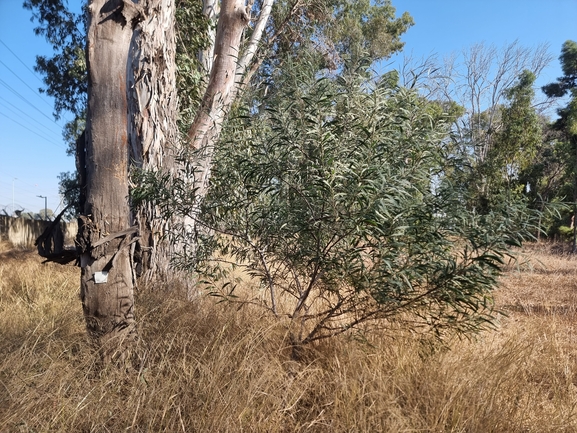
[0,110,66,149]
[0,180,44,198]
[0,96,62,138]
[0,58,56,112]
[0,188,60,207]
[0,190,45,209]
[0,177,63,209]
[0,184,61,212]
[0,38,45,86]
[0,175,55,193]
[4,170,86,205]
[0,77,63,128]
[0,38,74,125]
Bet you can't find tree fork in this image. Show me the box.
[182,0,251,278]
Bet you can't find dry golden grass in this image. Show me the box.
[1,241,577,432]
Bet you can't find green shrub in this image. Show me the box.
[558,225,574,239]
[195,70,534,345]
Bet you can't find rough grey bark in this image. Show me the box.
[127,0,180,283]
[79,0,142,360]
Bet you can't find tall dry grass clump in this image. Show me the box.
[1,241,577,432]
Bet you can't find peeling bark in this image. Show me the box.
[127,0,181,283]
[80,0,276,306]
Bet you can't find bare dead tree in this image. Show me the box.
[421,41,553,163]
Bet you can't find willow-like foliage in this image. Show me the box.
[195,67,533,345]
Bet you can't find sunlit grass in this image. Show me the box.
[1,241,577,432]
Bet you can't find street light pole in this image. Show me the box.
[37,195,47,220]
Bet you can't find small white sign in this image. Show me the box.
[94,271,109,284]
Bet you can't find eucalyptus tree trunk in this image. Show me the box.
[126,0,276,287]
[129,0,275,296]
[127,0,181,283]
[79,0,142,360]
[189,0,274,167]
[187,0,249,204]
[77,0,279,352]
[183,0,273,280]
[199,0,219,76]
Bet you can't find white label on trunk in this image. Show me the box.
[94,271,109,284]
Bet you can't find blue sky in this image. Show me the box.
[388,0,577,87]
[0,0,576,217]
[0,1,76,216]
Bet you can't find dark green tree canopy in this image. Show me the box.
[542,40,577,98]
[530,41,577,244]
[25,0,414,219]
[322,0,413,67]
[23,0,87,119]
[253,0,412,88]
[492,70,541,171]
[543,41,577,137]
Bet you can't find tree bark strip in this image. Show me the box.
[127,0,181,283]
